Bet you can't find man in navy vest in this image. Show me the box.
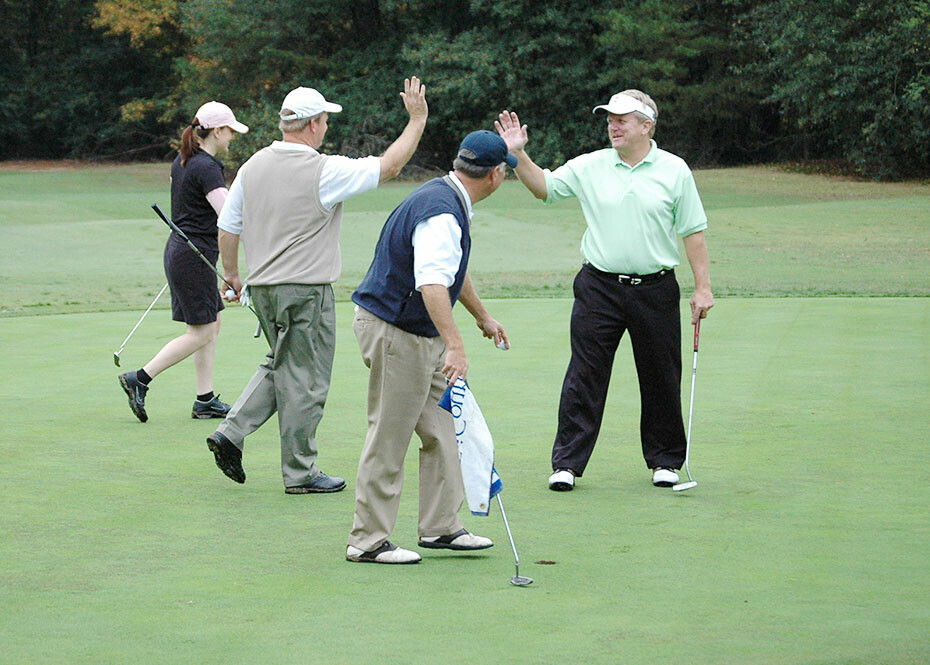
[346,131,516,564]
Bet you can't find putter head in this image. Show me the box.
[672,480,698,492]
[511,575,534,587]
[113,352,121,367]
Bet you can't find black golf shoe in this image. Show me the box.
[206,431,245,484]
[192,395,231,419]
[118,371,149,423]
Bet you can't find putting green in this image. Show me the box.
[1,297,927,664]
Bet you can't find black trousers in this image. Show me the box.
[551,264,686,475]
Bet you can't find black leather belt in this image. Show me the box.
[584,262,673,285]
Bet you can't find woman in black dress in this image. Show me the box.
[119,102,248,422]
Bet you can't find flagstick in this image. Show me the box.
[497,495,533,586]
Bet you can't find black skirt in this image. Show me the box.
[163,234,224,325]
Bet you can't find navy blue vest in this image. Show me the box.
[352,177,471,337]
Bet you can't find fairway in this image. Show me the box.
[1,165,929,664]
[1,300,929,664]
[1,165,929,317]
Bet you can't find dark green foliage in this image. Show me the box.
[0,0,175,160]
[597,0,780,166]
[742,0,930,179]
[2,0,928,178]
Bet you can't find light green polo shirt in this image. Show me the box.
[544,140,707,274]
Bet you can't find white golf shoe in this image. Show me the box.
[652,467,680,487]
[548,469,575,491]
[346,541,421,564]
[419,529,493,550]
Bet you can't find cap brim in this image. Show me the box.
[593,101,655,121]
[593,102,640,115]
[229,121,249,133]
[504,152,518,168]
[323,102,343,113]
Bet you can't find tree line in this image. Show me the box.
[1,0,928,180]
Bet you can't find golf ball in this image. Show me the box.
[498,340,508,351]
[225,289,236,299]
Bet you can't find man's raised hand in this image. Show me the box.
[401,77,428,120]
[495,110,528,153]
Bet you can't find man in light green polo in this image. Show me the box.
[496,89,714,491]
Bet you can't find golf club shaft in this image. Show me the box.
[496,494,521,568]
[683,318,701,482]
[151,203,262,329]
[115,282,169,357]
[151,204,237,293]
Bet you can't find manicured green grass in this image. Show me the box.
[1,298,928,664]
[1,163,928,663]
[1,164,928,317]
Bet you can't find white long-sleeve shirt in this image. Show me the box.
[412,172,472,290]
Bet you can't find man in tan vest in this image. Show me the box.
[207,78,428,494]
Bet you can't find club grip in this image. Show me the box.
[693,317,701,351]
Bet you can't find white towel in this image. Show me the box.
[439,378,503,516]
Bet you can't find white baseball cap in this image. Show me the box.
[194,101,249,133]
[280,87,343,120]
[593,93,657,122]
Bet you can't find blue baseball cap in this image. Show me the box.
[457,130,518,168]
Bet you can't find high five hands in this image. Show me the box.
[400,77,428,120]
[495,110,528,153]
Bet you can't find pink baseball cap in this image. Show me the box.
[194,101,249,133]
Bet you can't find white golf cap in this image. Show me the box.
[593,93,657,122]
[194,101,249,133]
[280,87,343,120]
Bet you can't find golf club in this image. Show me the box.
[496,494,533,586]
[673,318,701,492]
[151,203,261,337]
[113,282,169,366]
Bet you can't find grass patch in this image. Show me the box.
[1,298,928,664]
[1,164,928,662]
[1,164,929,316]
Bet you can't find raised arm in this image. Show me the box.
[495,110,548,199]
[378,77,428,183]
[682,231,714,324]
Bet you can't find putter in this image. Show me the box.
[113,282,169,366]
[673,318,701,492]
[151,203,261,337]
[496,494,533,586]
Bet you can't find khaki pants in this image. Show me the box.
[217,284,335,487]
[347,308,465,552]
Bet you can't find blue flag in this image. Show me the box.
[439,378,503,516]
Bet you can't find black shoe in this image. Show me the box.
[192,395,231,419]
[118,371,148,423]
[206,431,245,484]
[284,472,346,494]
